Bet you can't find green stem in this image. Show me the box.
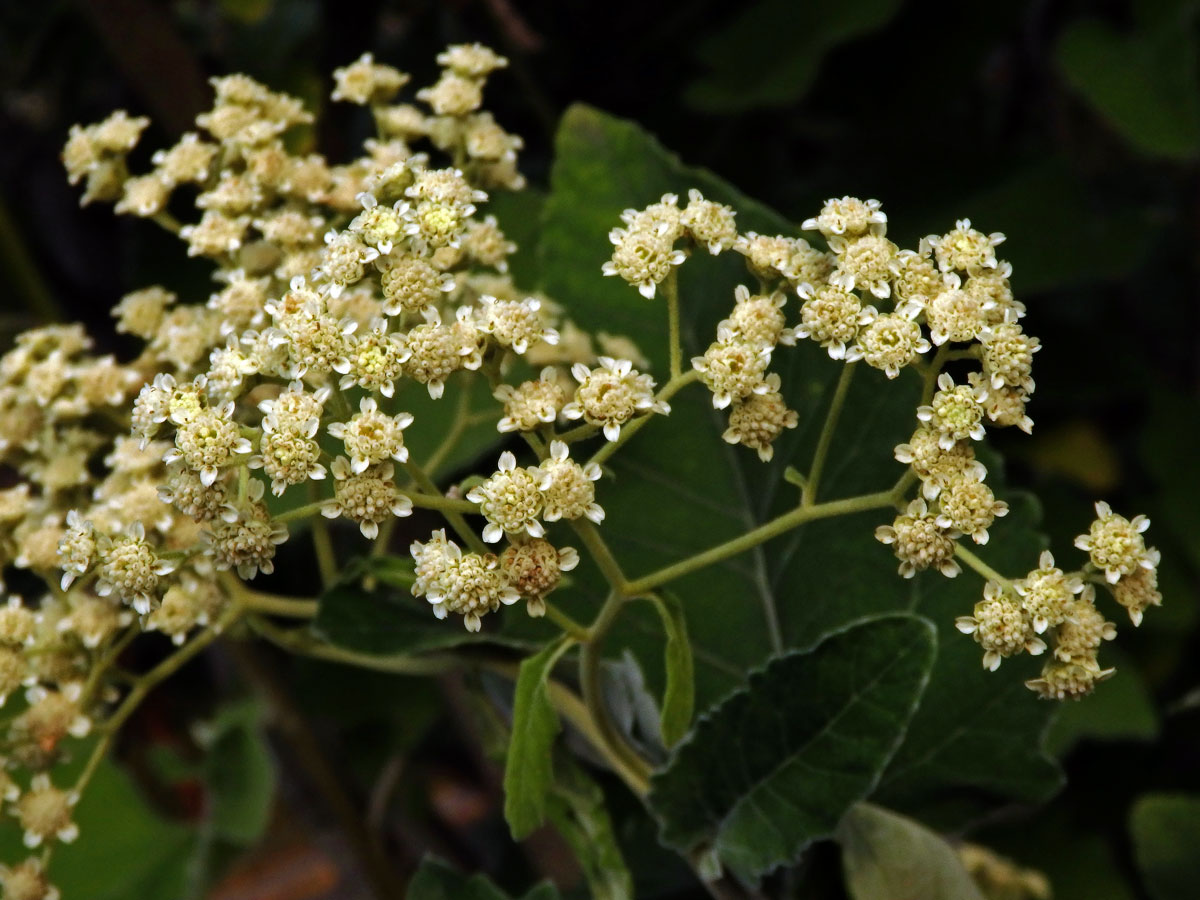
[579,590,653,786]
[221,574,318,618]
[555,422,599,444]
[423,379,474,477]
[588,368,700,468]
[151,210,182,235]
[406,492,479,514]
[624,489,899,597]
[920,343,952,406]
[80,627,139,707]
[77,607,241,795]
[802,361,857,507]
[402,459,486,554]
[569,519,628,594]
[665,267,683,380]
[275,500,328,523]
[954,545,1011,586]
[307,482,338,588]
[247,615,455,676]
[543,601,590,642]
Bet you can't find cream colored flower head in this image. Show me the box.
[467,451,546,543]
[537,441,604,523]
[801,196,886,239]
[1074,501,1152,584]
[323,458,413,539]
[691,327,773,410]
[563,357,668,441]
[327,396,414,473]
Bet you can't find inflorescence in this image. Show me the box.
[0,44,1160,899]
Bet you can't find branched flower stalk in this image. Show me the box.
[0,42,1163,900]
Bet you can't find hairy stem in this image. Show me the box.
[802,361,857,506]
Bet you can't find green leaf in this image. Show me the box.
[648,614,936,879]
[539,104,1062,825]
[197,698,276,845]
[685,0,904,112]
[1058,12,1200,160]
[46,757,192,900]
[1044,645,1158,756]
[504,637,574,839]
[648,592,694,748]
[545,754,634,900]
[407,855,561,900]
[836,803,985,900]
[1130,793,1200,900]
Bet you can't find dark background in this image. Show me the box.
[1,1,1198,897]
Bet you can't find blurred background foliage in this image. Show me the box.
[1,0,1199,897]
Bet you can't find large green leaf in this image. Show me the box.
[685,0,905,112]
[648,615,936,879]
[503,636,572,839]
[836,803,985,900]
[1057,10,1200,160]
[538,104,1061,823]
[1130,793,1200,900]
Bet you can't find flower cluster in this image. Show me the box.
[0,43,678,892]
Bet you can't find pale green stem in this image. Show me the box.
[555,422,599,444]
[579,590,653,786]
[569,519,629,594]
[307,481,338,588]
[402,459,486,554]
[247,615,455,675]
[543,601,590,642]
[665,267,683,379]
[406,492,479,514]
[955,545,1012,586]
[802,361,857,507]
[423,378,475,477]
[76,607,241,797]
[150,210,182,234]
[920,344,953,406]
[624,488,900,597]
[275,500,328,523]
[79,627,139,707]
[220,573,318,618]
[588,368,700,468]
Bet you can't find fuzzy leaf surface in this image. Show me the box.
[648,614,936,878]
